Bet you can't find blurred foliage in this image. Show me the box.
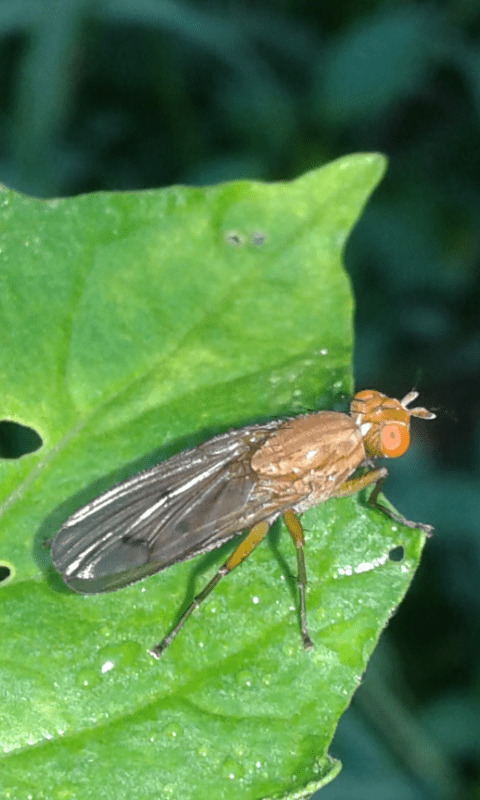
[0,0,479,798]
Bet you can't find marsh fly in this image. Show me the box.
[51,390,435,657]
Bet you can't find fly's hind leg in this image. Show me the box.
[149,520,270,658]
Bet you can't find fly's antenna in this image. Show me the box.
[400,390,436,420]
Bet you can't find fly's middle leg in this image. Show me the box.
[283,508,313,651]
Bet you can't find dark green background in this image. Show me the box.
[0,2,478,799]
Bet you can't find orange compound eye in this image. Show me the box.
[380,423,410,457]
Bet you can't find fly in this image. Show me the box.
[50,389,435,657]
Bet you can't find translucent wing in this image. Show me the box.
[51,422,283,594]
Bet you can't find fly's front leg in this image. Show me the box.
[150,520,270,658]
[334,467,433,534]
[283,508,313,650]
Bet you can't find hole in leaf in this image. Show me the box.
[389,546,405,562]
[251,231,266,246]
[0,420,42,458]
[224,230,244,246]
[0,565,11,583]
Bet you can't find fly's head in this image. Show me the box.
[350,390,436,459]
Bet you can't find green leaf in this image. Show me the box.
[0,154,425,800]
